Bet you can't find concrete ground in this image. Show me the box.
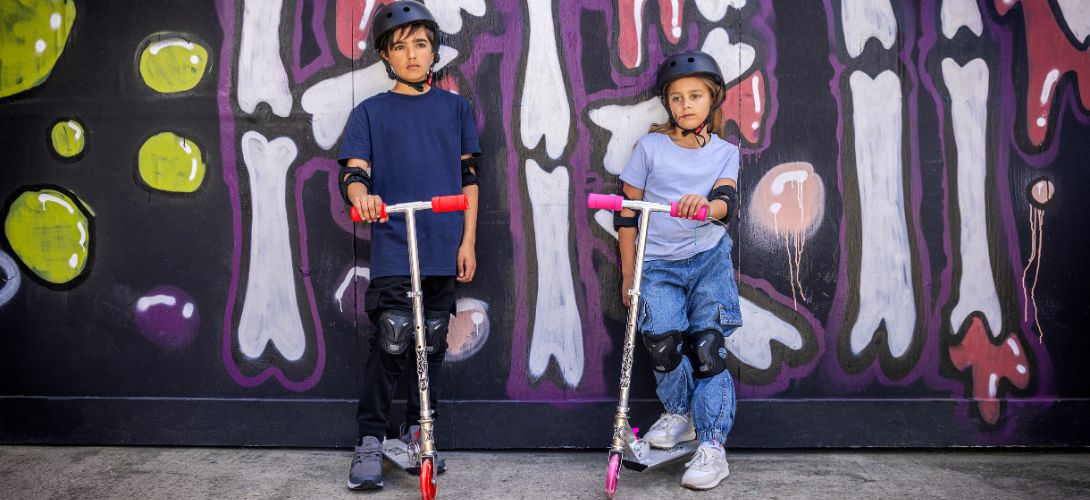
[1,446,1088,499]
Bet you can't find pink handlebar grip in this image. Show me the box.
[431,194,469,213]
[587,193,624,211]
[349,204,387,222]
[669,202,708,221]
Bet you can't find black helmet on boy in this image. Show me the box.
[371,0,441,92]
[654,50,725,146]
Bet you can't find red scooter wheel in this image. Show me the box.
[420,457,436,500]
[605,452,621,499]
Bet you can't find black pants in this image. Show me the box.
[357,275,456,441]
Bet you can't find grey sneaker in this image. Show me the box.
[346,436,383,490]
[401,425,447,473]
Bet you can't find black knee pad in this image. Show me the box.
[686,330,728,379]
[423,311,450,355]
[377,309,414,355]
[641,330,684,373]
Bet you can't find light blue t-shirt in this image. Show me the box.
[618,133,739,261]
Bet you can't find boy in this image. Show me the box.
[337,0,481,490]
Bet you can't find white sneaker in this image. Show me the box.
[642,413,696,449]
[681,441,729,490]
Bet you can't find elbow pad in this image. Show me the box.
[708,184,738,223]
[461,157,480,187]
[339,165,372,205]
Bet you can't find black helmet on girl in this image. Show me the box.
[371,0,441,91]
[654,50,726,144]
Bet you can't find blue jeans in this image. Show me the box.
[638,235,740,444]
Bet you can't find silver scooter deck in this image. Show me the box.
[382,437,422,475]
[621,429,699,471]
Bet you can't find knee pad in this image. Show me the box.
[686,330,728,379]
[377,309,414,355]
[423,311,450,355]
[641,330,684,373]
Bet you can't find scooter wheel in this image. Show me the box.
[420,457,436,500]
[605,453,621,499]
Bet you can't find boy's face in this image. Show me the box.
[381,25,434,82]
[666,76,714,130]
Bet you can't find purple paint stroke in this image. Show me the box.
[292,0,335,84]
[915,0,963,398]
[216,0,326,392]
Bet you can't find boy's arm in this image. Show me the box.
[618,182,644,307]
[343,158,387,223]
[458,154,478,282]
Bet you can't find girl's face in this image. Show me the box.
[381,24,434,82]
[666,76,714,131]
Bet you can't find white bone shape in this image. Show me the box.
[520,0,571,160]
[841,0,897,58]
[238,131,306,361]
[525,160,584,387]
[847,70,916,358]
[943,58,1003,337]
[238,0,293,117]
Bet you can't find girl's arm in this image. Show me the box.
[706,178,737,221]
[675,178,737,220]
[618,182,644,307]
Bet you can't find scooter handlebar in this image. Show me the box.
[669,202,708,221]
[431,194,469,213]
[349,204,387,222]
[587,193,624,211]
[349,194,467,221]
[586,193,708,221]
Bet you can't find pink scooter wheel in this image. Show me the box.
[605,453,621,499]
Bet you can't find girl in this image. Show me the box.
[615,50,741,490]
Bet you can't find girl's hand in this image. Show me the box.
[676,194,710,220]
[351,191,388,223]
[621,275,634,308]
[457,243,476,283]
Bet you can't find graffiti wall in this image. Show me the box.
[2,0,1088,448]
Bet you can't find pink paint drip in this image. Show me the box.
[948,317,1032,425]
[996,0,1090,146]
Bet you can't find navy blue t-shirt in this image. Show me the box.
[337,87,481,278]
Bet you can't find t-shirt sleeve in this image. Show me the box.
[460,99,482,158]
[618,139,650,189]
[717,144,740,182]
[337,105,372,166]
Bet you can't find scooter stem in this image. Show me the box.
[611,206,653,452]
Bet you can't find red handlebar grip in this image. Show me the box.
[669,202,708,221]
[431,194,469,213]
[587,193,624,211]
[349,204,387,221]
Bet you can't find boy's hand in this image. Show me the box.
[456,243,476,282]
[350,189,388,223]
[676,194,711,220]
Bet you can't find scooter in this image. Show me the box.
[351,194,469,500]
[586,193,707,499]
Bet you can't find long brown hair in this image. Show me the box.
[648,75,726,138]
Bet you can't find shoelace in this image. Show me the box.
[352,444,382,466]
[650,414,685,433]
[685,445,720,469]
